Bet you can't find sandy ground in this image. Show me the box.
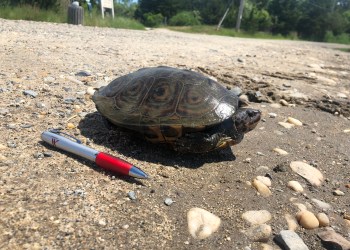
[0,19,350,249]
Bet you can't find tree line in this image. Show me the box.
[1,0,349,42]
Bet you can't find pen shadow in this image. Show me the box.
[78,112,236,169]
[39,141,146,185]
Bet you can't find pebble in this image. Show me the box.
[23,90,38,98]
[67,123,75,129]
[318,228,350,250]
[333,189,345,196]
[256,176,271,187]
[231,86,242,96]
[273,148,289,155]
[287,181,304,192]
[187,207,221,239]
[127,191,136,200]
[285,214,298,231]
[243,224,272,242]
[86,87,95,96]
[242,210,272,226]
[337,93,347,99]
[7,142,16,148]
[64,97,76,104]
[164,197,174,206]
[0,108,9,115]
[122,224,129,229]
[260,243,275,250]
[344,129,350,133]
[278,122,294,129]
[287,117,303,126]
[268,113,277,118]
[296,210,319,229]
[36,102,46,108]
[98,219,106,226]
[43,76,55,83]
[290,161,324,187]
[280,99,289,106]
[274,230,309,250]
[252,179,272,197]
[317,213,330,227]
[311,198,332,211]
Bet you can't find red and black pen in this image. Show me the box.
[41,130,148,179]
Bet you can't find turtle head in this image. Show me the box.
[233,108,261,134]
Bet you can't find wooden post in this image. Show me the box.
[236,0,244,31]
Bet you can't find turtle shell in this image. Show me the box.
[93,66,239,143]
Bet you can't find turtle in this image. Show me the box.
[92,66,261,153]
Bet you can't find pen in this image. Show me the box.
[41,130,148,179]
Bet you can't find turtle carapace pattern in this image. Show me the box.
[93,66,261,153]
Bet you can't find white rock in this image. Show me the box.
[242,210,272,226]
[268,113,277,118]
[273,148,289,155]
[294,203,308,211]
[344,129,350,133]
[290,161,324,187]
[187,207,221,239]
[337,93,347,99]
[287,181,304,192]
[285,213,298,231]
[296,210,319,229]
[317,213,330,227]
[256,176,272,187]
[280,99,289,106]
[86,87,95,96]
[311,198,332,211]
[287,117,303,126]
[333,189,345,196]
[252,179,272,197]
[278,122,294,129]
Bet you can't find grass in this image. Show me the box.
[167,25,295,40]
[335,48,350,52]
[0,5,144,30]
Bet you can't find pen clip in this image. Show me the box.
[49,129,82,144]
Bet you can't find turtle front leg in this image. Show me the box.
[172,132,232,153]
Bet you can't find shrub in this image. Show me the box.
[324,30,350,44]
[169,11,201,26]
[143,12,163,27]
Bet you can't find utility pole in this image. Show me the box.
[236,0,244,31]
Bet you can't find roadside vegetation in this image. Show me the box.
[0,0,350,44]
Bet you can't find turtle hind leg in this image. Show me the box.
[172,132,232,153]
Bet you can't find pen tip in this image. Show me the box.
[129,166,148,179]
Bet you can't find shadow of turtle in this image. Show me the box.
[78,112,236,169]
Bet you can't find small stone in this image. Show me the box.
[127,191,136,200]
[36,102,46,108]
[344,129,350,133]
[67,123,75,129]
[23,90,38,98]
[260,243,275,250]
[268,113,277,118]
[187,207,221,239]
[290,161,324,187]
[64,97,76,104]
[296,210,319,229]
[242,210,272,226]
[7,142,16,148]
[274,230,309,250]
[318,228,350,250]
[252,179,272,197]
[122,224,129,229]
[273,163,288,172]
[231,86,242,96]
[278,122,294,129]
[243,158,251,163]
[311,198,332,211]
[76,70,92,77]
[86,87,95,96]
[237,58,244,63]
[285,214,298,231]
[164,197,174,206]
[280,99,289,106]
[317,213,330,227]
[34,152,44,159]
[333,189,345,196]
[273,148,289,155]
[243,224,272,242]
[287,181,304,192]
[337,93,348,99]
[43,152,53,157]
[43,76,55,83]
[98,219,107,226]
[256,176,271,187]
[287,117,303,126]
